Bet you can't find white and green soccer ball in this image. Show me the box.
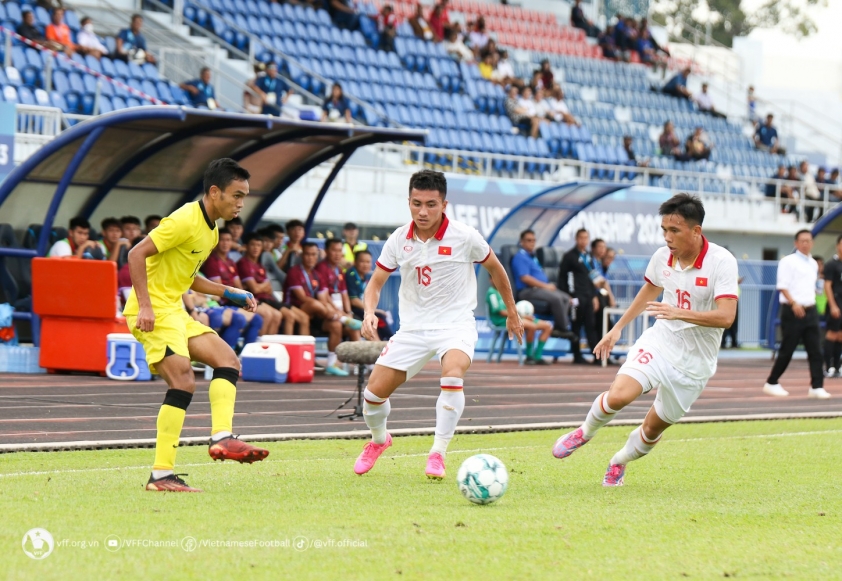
[456,454,509,505]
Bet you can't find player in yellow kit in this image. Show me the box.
[124,158,269,492]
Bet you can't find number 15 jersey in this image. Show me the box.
[376,215,491,331]
[642,237,739,380]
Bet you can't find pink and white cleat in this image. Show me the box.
[602,463,625,487]
[425,452,446,480]
[552,427,591,459]
[353,434,392,475]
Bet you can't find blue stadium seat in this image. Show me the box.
[33,88,49,107]
[126,97,142,108]
[5,66,22,87]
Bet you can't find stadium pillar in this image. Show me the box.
[303,150,353,236]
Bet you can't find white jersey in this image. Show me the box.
[640,237,739,380]
[376,215,491,331]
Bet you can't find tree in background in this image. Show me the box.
[651,0,827,47]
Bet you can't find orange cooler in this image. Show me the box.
[259,335,315,383]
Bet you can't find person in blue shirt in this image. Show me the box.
[754,113,786,155]
[114,14,156,64]
[662,67,691,100]
[180,67,218,109]
[346,250,393,339]
[510,229,576,340]
[322,83,353,123]
[247,62,291,116]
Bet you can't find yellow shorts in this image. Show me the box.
[125,309,215,373]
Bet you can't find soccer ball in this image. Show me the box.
[515,300,534,318]
[456,454,509,505]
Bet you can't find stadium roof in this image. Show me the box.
[813,205,842,257]
[0,106,425,256]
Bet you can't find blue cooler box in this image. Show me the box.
[106,333,152,381]
[241,342,290,383]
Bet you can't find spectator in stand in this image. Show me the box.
[571,0,600,38]
[144,215,161,233]
[202,228,281,336]
[638,18,669,56]
[47,216,105,259]
[538,59,554,92]
[428,1,448,42]
[243,63,266,114]
[686,126,712,161]
[636,28,659,66]
[322,82,352,123]
[328,0,360,31]
[514,86,542,138]
[247,62,291,117]
[816,167,828,190]
[345,249,393,339]
[510,229,576,341]
[662,67,692,100]
[315,239,362,342]
[658,120,683,157]
[224,217,245,262]
[46,8,78,56]
[444,28,474,62]
[469,17,490,55]
[120,216,142,242]
[505,86,536,139]
[800,160,821,222]
[409,3,434,41]
[480,38,499,61]
[180,67,218,109]
[341,222,367,269]
[829,168,840,187]
[623,135,648,167]
[279,219,305,272]
[614,15,639,58]
[598,25,619,60]
[377,4,397,52]
[238,232,308,335]
[100,217,130,268]
[491,49,518,87]
[765,165,795,213]
[786,166,801,217]
[283,242,358,376]
[695,83,726,119]
[114,14,156,64]
[754,113,786,155]
[747,86,758,126]
[17,9,59,52]
[478,52,495,80]
[76,17,108,59]
[546,85,579,126]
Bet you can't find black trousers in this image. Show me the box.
[721,303,738,347]
[571,295,600,361]
[767,304,824,389]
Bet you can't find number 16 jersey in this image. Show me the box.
[641,237,738,380]
[376,215,491,331]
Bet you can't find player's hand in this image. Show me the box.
[791,303,806,318]
[362,312,379,341]
[831,305,841,319]
[593,328,620,361]
[646,301,680,320]
[593,296,601,312]
[136,304,155,332]
[506,313,524,344]
[223,288,256,312]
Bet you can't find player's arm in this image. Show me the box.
[242,277,272,294]
[520,273,555,290]
[190,276,257,312]
[593,281,663,360]
[646,297,737,328]
[128,236,160,332]
[482,250,524,343]
[825,279,840,318]
[362,266,391,341]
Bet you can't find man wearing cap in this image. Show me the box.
[341,222,367,270]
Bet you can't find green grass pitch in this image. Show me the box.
[3,419,841,580]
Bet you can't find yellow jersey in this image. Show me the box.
[124,201,218,316]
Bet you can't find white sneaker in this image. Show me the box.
[808,387,832,399]
[827,367,837,378]
[763,383,789,397]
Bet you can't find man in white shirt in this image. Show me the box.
[546,85,579,126]
[353,170,523,480]
[763,230,831,398]
[47,216,105,259]
[695,82,726,119]
[491,49,516,86]
[552,194,741,486]
[799,160,821,222]
[517,86,539,118]
[76,17,109,59]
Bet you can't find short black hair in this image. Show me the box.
[520,229,535,240]
[795,229,811,241]
[343,222,358,230]
[576,228,588,238]
[69,216,90,230]
[200,66,210,75]
[355,249,372,260]
[120,215,141,226]
[131,13,143,21]
[243,232,263,246]
[225,217,243,227]
[101,217,121,231]
[81,16,91,25]
[203,158,250,195]
[301,241,319,252]
[408,169,447,198]
[265,223,285,234]
[836,234,842,245]
[218,227,232,237]
[325,238,343,251]
[591,238,605,250]
[659,193,705,226]
[144,214,162,229]
[286,219,305,231]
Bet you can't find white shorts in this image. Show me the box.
[375,326,478,380]
[617,339,708,424]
